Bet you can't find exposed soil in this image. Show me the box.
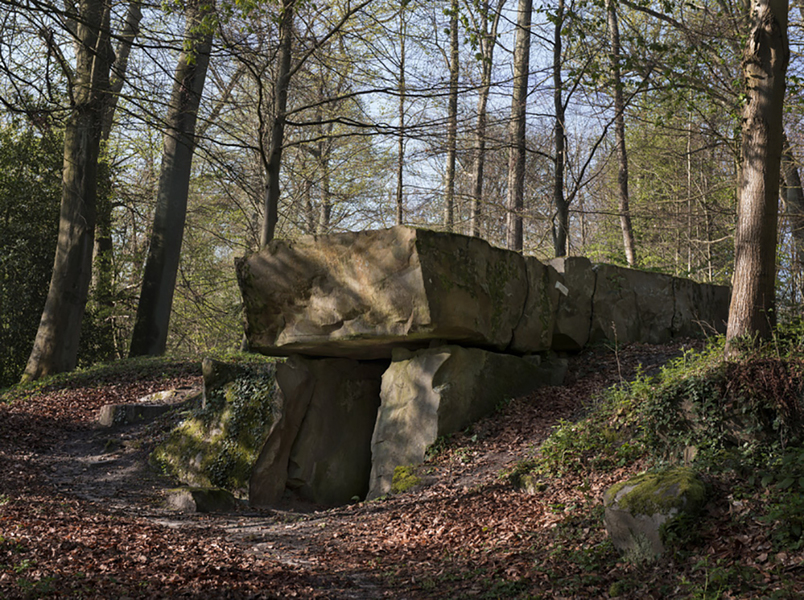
[3,341,801,599]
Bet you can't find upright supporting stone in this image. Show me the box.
[249,355,387,507]
[367,345,567,499]
[285,357,386,505]
[249,358,315,506]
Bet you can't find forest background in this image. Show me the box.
[0,0,800,387]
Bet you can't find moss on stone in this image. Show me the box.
[152,362,279,497]
[607,467,706,517]
[391,465,421,494]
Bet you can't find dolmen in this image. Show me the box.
[231,226,728,506]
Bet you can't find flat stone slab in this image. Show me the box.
[237,226,549,359]
[97,388,201,427]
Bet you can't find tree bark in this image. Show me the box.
[89,0,143,361]
[129,0,213,357]
[606,0,637,267]
[260,0,294,246]
[781,133,804,302]
[505,0,532,252]
[552,0,568,257]
[396,4,406,226]
[22,0,113,381]
[443,0,459,231]
[469,0,504,238]
[726,0,788,349]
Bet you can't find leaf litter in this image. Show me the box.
[1,342,802,599]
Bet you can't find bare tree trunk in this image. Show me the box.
[90,0,143,361]
[726,0,788,350]
[443,0,459,231]
[396,4,406,226]
[781,133,804,298]
[260,0,294,246]
[318,143,332,233]
[505,0,532,252]
[606,0,637,267]
[552,0,568,257]
[22,0,113,381]
[469,0,504,238]
[129,0,213,357]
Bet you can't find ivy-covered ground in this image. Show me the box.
[1,341,803,599]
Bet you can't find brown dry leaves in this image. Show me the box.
[2,342,803,599]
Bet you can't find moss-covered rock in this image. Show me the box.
[391,466,421,494]
[603,467,707,558]
[152,360,280,497]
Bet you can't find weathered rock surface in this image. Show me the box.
[603,467,707,558]
[591,264,676,345]
[672,277,730,337]
[367,345,567,500]
[548,257,595,350]
[237,227,539,359]
[249,356,386,506]
[509,258,560,353]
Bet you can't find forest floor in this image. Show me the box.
[1,341,802,599]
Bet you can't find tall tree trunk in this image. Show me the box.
[443,0,459,231]
[606,0,637,267]
[726,0,788,349]
[396,3,407,226]
[781,133,804,302]
[505,0,532,252]
[318,143,332,234]
[260,0,294,246]
[469,0,504,238]
[89,0,143,361]
[129,0,213,357]
[22,0,113,381]
[552,0,568,257]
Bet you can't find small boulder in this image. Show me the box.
[165,486,239,513]
[603,467,706,558]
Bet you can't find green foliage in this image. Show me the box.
[515,334,804,486]
[754,446,804,550]
[0,122,62,387]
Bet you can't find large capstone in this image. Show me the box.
[236,226,558,359]
[590,264,675,345]
[672,277,729,337]
[367,345,567,500]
